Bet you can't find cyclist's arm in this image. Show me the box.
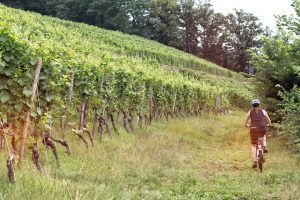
[264,111,271,126]
[245,111,250,127]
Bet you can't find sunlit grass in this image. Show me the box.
[0,111,299,199]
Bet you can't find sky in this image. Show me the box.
[210,0,296,30]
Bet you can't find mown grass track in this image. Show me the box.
[0,111,299,200]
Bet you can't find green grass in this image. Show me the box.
[0,111,300,199]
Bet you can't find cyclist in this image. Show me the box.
[244,99,271,168]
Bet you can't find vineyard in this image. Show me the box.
[0,3,253,182]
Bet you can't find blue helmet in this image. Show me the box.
[252,99,260,105]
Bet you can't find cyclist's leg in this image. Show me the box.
[251,143,258,168]
[251,144,257,161]
[263,134,268,153]
[253,137,264,167]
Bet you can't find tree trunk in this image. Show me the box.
[138,112,143,129]
[43,136,61,167]
[164,110,169,121]
[62,69,75,138]
[128,111,134,132]
[110,113,118,134]
[18,57,42,168]
[116,111,121,127]
[78,96,87,136]
[30,143,42,173]
[7,152,16,183]
[84,129,94,146]
[91,109,98,139]
[148,85,153,124]
[51,137,71,156]
[173,89,177,114]
[0,129,4,150]
[105,112,112,138]
[122,111,130,133]
[98,115,105,142]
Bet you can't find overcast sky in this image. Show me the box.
[210,0,296,30]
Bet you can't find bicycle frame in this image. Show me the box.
[256,137,264,172]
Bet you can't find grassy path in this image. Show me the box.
[0,111,300,199]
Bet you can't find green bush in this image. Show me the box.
[278,87,300,152]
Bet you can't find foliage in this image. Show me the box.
[179,0,199,54]
[197,3,227,67]
[0,4,253,134]
[251,35,300,119]
[226,9,264,72]
[278,87,300,152]
[0,0,265,72]
[0,23,37,120]
[252,1,300,150]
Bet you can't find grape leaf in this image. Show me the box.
[0,91,11,103]
[46,94,55,102]
[22,87,32,97]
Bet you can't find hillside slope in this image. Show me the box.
[0,4,253,176]
[0,3,241,79]
[0,4,253,127]
[0,111,299,199]
[0,4,252,111]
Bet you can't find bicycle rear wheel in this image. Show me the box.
[258,154,263,172]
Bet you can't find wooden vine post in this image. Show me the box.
[148,84,153,122]
[172,89,177,114]
[18,57,42,168]
[62,69,75,138]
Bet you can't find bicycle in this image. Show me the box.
[246,124,269,172]
[256,137,265,172]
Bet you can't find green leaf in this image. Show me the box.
[39,75,48,80]
[3,67,13,76]
[0,35,8,42]
[22,87,32,97]
[24,101,32,109]
[37,107,42,115]
[6,79,14,86]
[0,91,11,103]
[14,103,23,112]
[30,110,37,118]
[3,55,13,62]
[0,80,6,90]
[83,88,89,95]
[17,78,26,86]
[30,59,37,65]
[0,61,5,67]
[46,94,55,102]
[25,70,33,79]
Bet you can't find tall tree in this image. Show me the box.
[0,0,49,14]
[146,0,181,48]
[197,3,228,66]
[86,0,131,31]
[251,1,300,148]
[179,0,199,54]
[126,0,150,37]
[226,9,264,72]
[47,0,92,22]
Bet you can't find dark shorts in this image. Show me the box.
[250,127,266,144]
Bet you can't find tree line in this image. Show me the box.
[0,0,266,72]
[253,0,300,151]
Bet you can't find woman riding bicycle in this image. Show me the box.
[245,99,271,168]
